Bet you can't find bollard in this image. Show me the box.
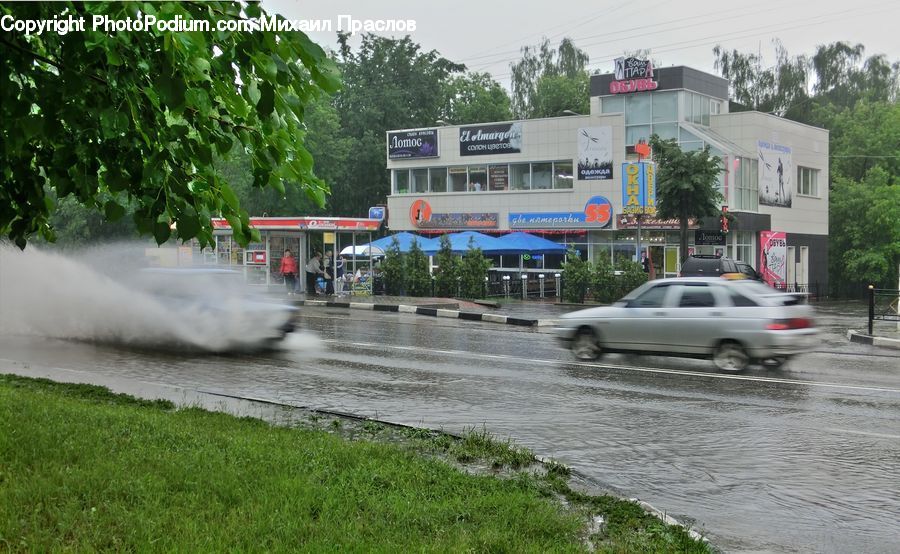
[431,275,435,297]
[483,276,488,298]
[539,274,545,298]
[521,273,528,299]
[503,275,511,298]
[868,284,874,335]
[457,276,462,298]
[555,273,562,299]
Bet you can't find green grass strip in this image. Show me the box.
[0,375,710,553]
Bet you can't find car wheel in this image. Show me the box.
[762,356,789,369]
[713,341,749,372]
[572,327,602,361]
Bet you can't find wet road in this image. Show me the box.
[2,304,899,553]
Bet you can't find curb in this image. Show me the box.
[847,330,900,350]
[300,299,557,328]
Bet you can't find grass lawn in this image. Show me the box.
[0,374,710,552]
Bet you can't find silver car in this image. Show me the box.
[555,277,817,371]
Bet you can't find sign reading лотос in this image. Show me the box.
[387,129,438,159]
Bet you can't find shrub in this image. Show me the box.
[433,235,459,297]
[592,254,617,303]
[405,239,431,296]
[459,239,491,298]
[615,259,648,298]
[561,247,593,303]
[380,237,405,295]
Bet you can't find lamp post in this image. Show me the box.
[502,275,511,298]
[539,274,545,298]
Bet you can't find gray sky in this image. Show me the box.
[262,0,899,89]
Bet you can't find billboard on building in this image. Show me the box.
[409,199,498,229]
[387,129,438,159]
[509,196,613,229]
[459,123,522,156]
[758,140,792,207]
[577,127,613,180]
[759,231,787,287]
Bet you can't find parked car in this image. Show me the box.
[735,261,764,282]
[135,267,297,351]
[679,254,739,277]
[555,277,817,371]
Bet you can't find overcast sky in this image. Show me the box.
[262,0,898,90]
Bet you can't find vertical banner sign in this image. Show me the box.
[621,162,656,215]
[758,140,792,207]
[759,231,787,287]
[577,127,613,180]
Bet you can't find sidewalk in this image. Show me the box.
[287,293,580,327]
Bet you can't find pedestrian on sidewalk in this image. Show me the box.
[305,252,326,296]
[279,249,298,296]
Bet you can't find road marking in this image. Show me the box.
[327,340,900,395]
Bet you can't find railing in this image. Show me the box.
[770,282,822,301]
[867,285,900,335]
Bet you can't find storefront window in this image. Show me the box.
[733,231,753,263]
[601,96,624,114]
[430,168,448,193]
[509,163,531,190]
[488,164,509,191]
[554,161,573,189]
[531,162,553,189]
[468,166,487,191]
[625,93,651,125]
[652,92,678,123]
[394,169,410,194]
[449,167,468,192]
[412,169,428,193]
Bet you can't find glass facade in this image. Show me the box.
[733,157,759,211]
[393,161,575,194]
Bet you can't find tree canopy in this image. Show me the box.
[510,38,590,119]
[1,1,339,249]
[650,136,723,263]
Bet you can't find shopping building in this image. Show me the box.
[385,62,829,291]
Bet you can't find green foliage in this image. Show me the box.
[404,239,431,296]
[510,37,589,119]
[650,136,723,263]
[561,247,593,303]
[433,234,460,297]
[592,254,618,304]
[829,168,900,296]
[380,237,404,295]
[827,100,900,184]
[442,72,512,124]
[332,34,465,217]
[458,239,491,298]
[616,260,649,298]
[1,2,340,249]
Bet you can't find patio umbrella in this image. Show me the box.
[368,232,438,253]
[339,244,385,257]
[496,232,566,254]
[422,231,521,255]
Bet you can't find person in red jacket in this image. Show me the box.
[279,249,299,296]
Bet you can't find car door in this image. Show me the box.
[663,283,725,353]
[607,282,675,352]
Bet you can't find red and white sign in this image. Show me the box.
[610,56,658,94]
[211,217,382,231]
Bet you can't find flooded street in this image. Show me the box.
[2,304,899,553]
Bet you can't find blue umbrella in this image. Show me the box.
[423,231,521,255]
[496,232,566,254]
[368,232,438,253]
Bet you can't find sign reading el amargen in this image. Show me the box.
[387,129,438,159]
[509,196,612,229]
[621,161,656,216]
[459,123,523,156]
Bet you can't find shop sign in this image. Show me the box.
[617,215,698,229]
[758,140,793,208]
[760,231,787,287]
[695,230,726,246]
[368,206,385,220]
[489,165,509,190]
[610,57,658,94]
[387,129,438,159]
[410,199,498,229]
[621,161,656,215]
[212,217,381,231]
[459,122,522,156]
[577,127,613,180]
[509,196,612,229]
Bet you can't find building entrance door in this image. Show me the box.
[664,246,680,278]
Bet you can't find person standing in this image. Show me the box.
[323,250,335,295]
[305,252,325,296]
[279,249,298,296]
